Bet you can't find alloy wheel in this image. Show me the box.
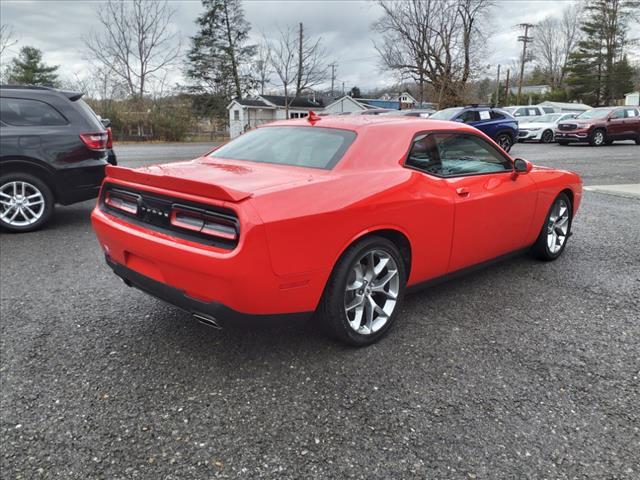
[593,130,604,146]
[344,249,399,335]
[0,181,46,227]
[497,134,512,151]
[546,198,570,254]
[541,130,553,143]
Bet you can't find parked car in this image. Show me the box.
[0,85,115,232]
[381,108,436,118]
[518,112,578,143]
[503,105,556,122]
[92,114,582,346]
[428,106,518,151]
[555,106,640,146]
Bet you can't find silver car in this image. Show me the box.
[518,113,579,143]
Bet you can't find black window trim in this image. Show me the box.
[0,96,70,127]
[402,130,514,179]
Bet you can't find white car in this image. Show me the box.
[518,113,579,143]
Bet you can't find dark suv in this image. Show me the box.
[428,105,519,152]
[0,86,116,232]
[555,106,640,146]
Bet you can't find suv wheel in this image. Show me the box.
[496,133,513,152]
[0,173,54,232]
[589,129,606,146]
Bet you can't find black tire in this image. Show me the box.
[0,173,54,233]
[589,128,606,146]
[604,139,614,145]
[635,135,640,145]
[317,235,407,347]
[530,192,572,261]
[540,130,554,143]
[495,133,513,152]
[558,140,569,145]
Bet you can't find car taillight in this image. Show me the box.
[80,132,108,150]
[105,190,139,215]
[170,206,238,241]
[106,127,113,149]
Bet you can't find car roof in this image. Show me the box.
[0,85,83,101]
[264,114,478,133]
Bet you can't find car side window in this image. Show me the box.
[406,133,511,177]
[610,109,625,119]
[624,108,638,118]
[0,97,68,126]
[456,110,480,123]
[542,107,555,113]
[528,108,539,116]
[490,111,505,120]
[514,108,528,117]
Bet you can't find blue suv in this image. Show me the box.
[429,106,519,152]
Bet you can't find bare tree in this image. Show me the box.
[83,0,180,99]
[253,41,272,95]
[533,6,582,89]
[266,26,297,117]
[294,23,328,96]
[373,0,492,107]
[0,24,18,58]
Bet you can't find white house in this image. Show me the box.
[624,91,640,106]
[322,95,375,115]
[509,85,552,96]
[228,94,324,138]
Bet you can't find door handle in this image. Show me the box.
[456,187,470,197]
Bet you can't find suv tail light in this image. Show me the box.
[105,190,139,215]
[80,132,108,151]
[170,206,238,241]
[106,127,113,149]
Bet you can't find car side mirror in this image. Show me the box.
[513,158,532,174]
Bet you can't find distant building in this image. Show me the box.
[227,95,323,138]
[624,91,640,106]
[509,85,551,95]
[537,100,592,112]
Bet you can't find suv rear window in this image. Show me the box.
[210,126,356,170]
[0,97,67,126]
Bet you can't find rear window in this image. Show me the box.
[0,97,67,126]
[210,126,356,170]
[75,99,106,131]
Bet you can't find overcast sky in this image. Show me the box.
[1,0,638,93]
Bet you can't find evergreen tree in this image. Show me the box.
[567,0,639,105]
[7,46,59,87]
[349,86,361,98]
[611,55,635,99]
[186,0,256,99]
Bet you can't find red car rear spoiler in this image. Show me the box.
[105,165,252,203]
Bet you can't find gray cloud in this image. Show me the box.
[1,0,638,92]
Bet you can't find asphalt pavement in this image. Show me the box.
[1,141,639,479]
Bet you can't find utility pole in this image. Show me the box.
[504,69,510,103]
[494,64,501,106]
[296,22,303,97]
[516,23,534,105]
[329,62,337,98]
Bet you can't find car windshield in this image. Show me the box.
[536,114,562,123]
[577,109,610,119]
[209,126,356,170]
[429,108,462,120]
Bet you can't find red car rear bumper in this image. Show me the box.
[91,206,321,321]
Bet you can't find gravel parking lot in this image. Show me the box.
[1,141,639,479]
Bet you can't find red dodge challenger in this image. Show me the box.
[91,114,582,346]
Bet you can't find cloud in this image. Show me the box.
[1,0,638,92]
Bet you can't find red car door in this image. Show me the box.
[623,107,640,138]
[430,133,538,272]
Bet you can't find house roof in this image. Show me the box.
[260,95,324,108]
[537,101,592,111]
[233,98,272,108]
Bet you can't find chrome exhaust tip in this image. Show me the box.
[192,312,223,330]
